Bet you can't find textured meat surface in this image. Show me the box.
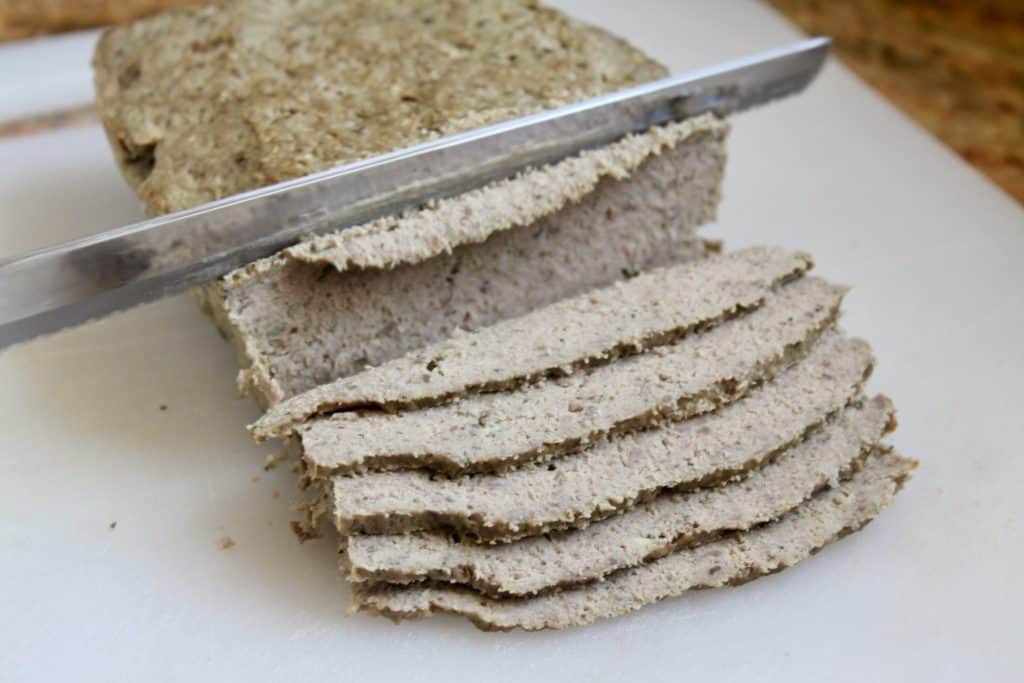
[299,276,844,475]
[329,331,874,540]
[254,246,811,438]
[345,395,896,596]
[199,123,726,406]
[92,0,667,213]
[352,451,916,631]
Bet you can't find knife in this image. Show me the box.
[0,37,829,351]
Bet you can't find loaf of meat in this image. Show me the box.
[92,0,915,633]
[93,0,729,406]
[269,247,914,630]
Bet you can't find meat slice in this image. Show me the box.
[344,395,896,596]
[328,331,874,540]
[254,246,813,438]
[299,276,844,476]
[352,450,916,631]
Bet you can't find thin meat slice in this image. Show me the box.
[300,276,845,476]
[352,450,916,631]
[252,246,813,438]
[328,331,874,541]
[344,395,895,596]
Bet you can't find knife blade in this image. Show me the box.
[0,37,829,351]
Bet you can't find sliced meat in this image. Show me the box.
[253,246,813,439]
[287,118,723,274]
[344,395,896,596]
[352,450,916,631]
[298,276,845,476]
[328,330,874,540]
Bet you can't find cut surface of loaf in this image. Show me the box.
[352,450,916,631]
[328,331,874,540]
[254,246,812,439]
[197,119,727,406]
[344,395,896,596]
[298,275,844,476]
[93,0,668,213]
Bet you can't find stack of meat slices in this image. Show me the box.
[252,246,915,631]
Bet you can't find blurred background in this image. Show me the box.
[1,0,1022,204]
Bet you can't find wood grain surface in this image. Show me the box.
[0,0,204,41]
[766,0,1023,204]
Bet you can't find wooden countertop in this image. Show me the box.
[766,0,1023,204]
[0,0,202,41]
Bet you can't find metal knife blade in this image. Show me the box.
[0,37,829,351]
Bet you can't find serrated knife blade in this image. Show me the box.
[0,37,829,350]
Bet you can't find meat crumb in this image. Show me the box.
[271,490,281,499]
[290,521,320,544]
[264,449,287,471]
[217,536,236,550]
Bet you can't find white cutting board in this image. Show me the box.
[1,2,1021,681]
